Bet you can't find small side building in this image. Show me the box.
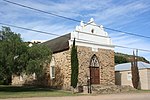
[115,61,150,90]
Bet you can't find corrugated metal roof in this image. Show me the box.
[115,61,150,71]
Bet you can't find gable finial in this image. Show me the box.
[80,21,84,27]
[90,18,94,23]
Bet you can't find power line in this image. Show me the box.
[0,22,60,37]
[114,45,150,52]
[3,0,150,39]
[103,27,150,39]
[3,0,80,23]
[1,22,150,53]
[0,22,110,39]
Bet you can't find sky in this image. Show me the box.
[0,0,150,61]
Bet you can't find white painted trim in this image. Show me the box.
[75,30,110,38]
[69,19,114,50]
[50,56,55,79]
[69,39,114,50]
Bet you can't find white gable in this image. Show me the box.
[69,18,114,50]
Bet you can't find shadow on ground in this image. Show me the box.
[0,85,56,92]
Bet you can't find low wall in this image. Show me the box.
[83,85,136,94]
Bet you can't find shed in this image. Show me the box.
[115,61,150,90]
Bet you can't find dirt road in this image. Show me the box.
[1,93,150,100]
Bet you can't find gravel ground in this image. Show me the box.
[1,93,150,100]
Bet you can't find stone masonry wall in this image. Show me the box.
[11,50,71,88]
[48,45,115,90]
[77,46,115,86]
[12,45,115,90]
[49,50,71,90]
[12,74,37,86]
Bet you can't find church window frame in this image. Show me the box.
[50,56,55,79]
[51,65,55,78]
[90,54,99,67]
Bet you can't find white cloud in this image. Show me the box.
[1,0,150,60]
[90,1,150,27]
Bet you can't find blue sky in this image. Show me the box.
[0,0,150,61]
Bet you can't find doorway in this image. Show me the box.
[89,54,100,84]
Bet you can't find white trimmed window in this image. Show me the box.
[51,66,55,78]
[19,75,23,81]
[33,73,36,80]
[50,57,55,79]
[127,72,132,81]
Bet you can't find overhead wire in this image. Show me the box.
[3,0,150,39]
[0,22,60,36]
[0,22,150,53]
[3,0,80,23]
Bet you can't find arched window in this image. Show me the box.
[90,54,99,67]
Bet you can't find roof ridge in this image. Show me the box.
[139,61,148,69]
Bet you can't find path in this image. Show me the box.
[1,93,150,100]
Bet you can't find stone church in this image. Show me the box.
[43,18,115,90]
[12,18,115,91]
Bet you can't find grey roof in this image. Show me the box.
[115,61,150,71]
[42,33,71,53]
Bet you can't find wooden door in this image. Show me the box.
[90,54,100,84]
[90,67,100,84]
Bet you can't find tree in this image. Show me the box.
[0,27,26,84]
[131,50,140,89]
[0,27,51,84]
[115,55,128,64]
[26,44,51,78]
[71,38,79,89]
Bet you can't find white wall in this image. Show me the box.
[147,69,150,89]
[115,70,132,86]
[115,69,150,90]
[139,69,148,90]
[69,18,114,50]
